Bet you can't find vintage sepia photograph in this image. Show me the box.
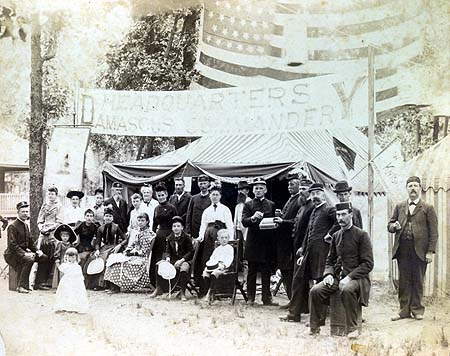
[0,0,449,355]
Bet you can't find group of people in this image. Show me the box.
[2,173,438,338]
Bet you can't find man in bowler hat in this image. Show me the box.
[333,181,363,229]
[388,176,438,321]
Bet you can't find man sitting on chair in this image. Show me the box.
[151,216,194,301]
[202,225,234,304]
[308,202,373,338]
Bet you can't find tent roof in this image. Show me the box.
[105,127,385,194]
[408,135,450,192]
[0,130,28,170]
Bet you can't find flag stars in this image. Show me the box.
[222,28,229,35]
[212,24,218,32]
[224,2,231,9]
[253,33,260,41]
[243,32,249,40]
[262,21,269,29]
[236,5,241,12]
[215,38,222,46]
[250,20,257,28]
[208,11,214,18]
[237,43,243,51]
[206,35,212,42]
[240,19,246,26]
[226,41,233,49]
[232,30,239,38]
[229,16,235,24]
[219,14,225,22]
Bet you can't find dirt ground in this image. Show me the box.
[1,239,450,356]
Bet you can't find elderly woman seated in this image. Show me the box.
[103,212,155,294]
[150,216,194,301]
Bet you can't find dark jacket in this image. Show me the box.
[103,197,128,232]
[4,218,36,269]
[387,199,438,262]
[185,193,211,238]
[242,197,276,263]
[300,202,340,279]
[292,199,314,253]
[352,207,363,229]
[276,193,301,269]
[93,222,127,250]
[168,192,192,223]
[324,225,373,306]
[164,231,194,264]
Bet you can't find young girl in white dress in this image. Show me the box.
[55,247,89,313]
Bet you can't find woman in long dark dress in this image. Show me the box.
[149,182,177,287]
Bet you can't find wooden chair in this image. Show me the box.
[213,240,248,305]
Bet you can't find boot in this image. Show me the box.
[208,275,217,305]
[179,271,188,301]
[149,286,163,298]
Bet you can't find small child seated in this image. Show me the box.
[202,228,234,304]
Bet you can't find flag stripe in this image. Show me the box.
[275,0,394,15]
[376,87,398,102]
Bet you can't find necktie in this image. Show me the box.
[213,204,217,211]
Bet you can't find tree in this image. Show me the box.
[96,7,200,161]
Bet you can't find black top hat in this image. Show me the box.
[197,174,210,182]
[172,216,184,226]
[112,182,123,188]
[237,180,251,190]
[54,224,77,243]
[333,181,352,193]
[16,201,29,210]
[252,177,267,186]
[67,190,85,199]
[308,183,324,192]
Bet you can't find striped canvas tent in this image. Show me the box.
[196,0,426,119]
[406,136,450,297]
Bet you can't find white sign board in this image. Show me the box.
[77,75,369,137]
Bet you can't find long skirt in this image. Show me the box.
[84,245,116,289]
[104,256,151,292]
[149,228,171,286]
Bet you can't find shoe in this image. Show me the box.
[246,300,255,306]
[263,301,279,306]
[34,284,50,291]
[279,303,290,310]
[17,287,30,294]
[279,314,300,322]
[149,287,163,298]
[106,289,119,294]
[347,329,360,339]
[414,314,423,320]
[391,315,410,321]
[309,328,320,336]
[180,292,187,302]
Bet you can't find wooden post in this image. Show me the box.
[432,116,440,142]
[444,116,449,137]
[368,46,375,242]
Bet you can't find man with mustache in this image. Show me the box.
[333,180,363,229]
[273,173,302,303]
[308,202,373,338]
[388,176,438,321]
[281,182,339,322]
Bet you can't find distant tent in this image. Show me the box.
[0,130,28,171]
[102,127,385,194]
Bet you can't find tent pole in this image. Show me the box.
[368,46,375,242]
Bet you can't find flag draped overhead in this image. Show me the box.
[196,0,426,121]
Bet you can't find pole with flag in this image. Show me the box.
[368,46,375,243]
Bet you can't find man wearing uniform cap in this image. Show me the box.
[104,182,128,233]
[282,182,339,321]
[242,177,278,306]
[4,202,48,293]
[273,173,302,302]
[309,202,373,337]
[333,181,363,229]
[388,176,438,321]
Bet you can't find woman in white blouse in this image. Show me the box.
[65,190,84,227]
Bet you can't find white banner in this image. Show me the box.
[77,75,370,137]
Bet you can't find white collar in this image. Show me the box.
[408,198,420,205]
[176,191,185,198]
[315,201,326,209]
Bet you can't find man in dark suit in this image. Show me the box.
[185,174,211,296]
[104,182,128,233]
[273,173,302,301]
[388,176,438,321]
[333,181,363,229]
[4,201,48,293]
[242,177,278,306]
[168,177,192,224]
[291,179,315,254]
[309,202,373,338]
[281,183,339,321]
